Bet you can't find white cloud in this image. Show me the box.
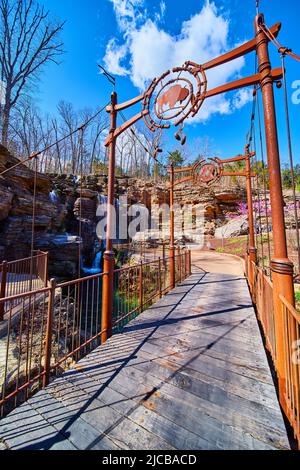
[233,88,253,110]
[109,0,146,33]
[104,0,251,122]
[104,38,129,76]
[155,1,166,22]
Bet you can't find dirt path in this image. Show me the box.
[191,249,245,277]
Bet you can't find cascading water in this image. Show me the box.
[81,251,103,275]
[49,190,59,204]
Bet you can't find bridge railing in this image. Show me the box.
[0,249,191,417]
[0,251,49,321]
[247,256,300,446]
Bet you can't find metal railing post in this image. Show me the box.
[139,261,143,313]
[0,261,8,321]
[185,250,188,279]
[187,250,192,276]
[43,278,56,388]
[158,257,162,298]
[44,252,49,287]
[178,247,182,283]
[162,242,166,262]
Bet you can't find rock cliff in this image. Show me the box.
[0,145,247,277]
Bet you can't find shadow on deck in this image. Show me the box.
[0,265,290,450]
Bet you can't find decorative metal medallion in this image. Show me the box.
[143,63,207,144]
[192,158,223,187]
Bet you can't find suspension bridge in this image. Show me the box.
[0,9,300,450]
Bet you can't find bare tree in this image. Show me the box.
[0,0,64,145]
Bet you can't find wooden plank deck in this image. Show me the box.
[0,268,290,450]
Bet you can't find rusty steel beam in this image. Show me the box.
[205,68,283,100]
[102,91,118,343]
[222,171,256,177]
[255,13,295,402]
[216,152,255,164]
[106,93,146,112]
[105,110,150,147]
[173,176,194,187]
[194,22,281,71]
[168,166,194,174]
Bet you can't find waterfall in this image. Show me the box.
[81,251,103,275]
[49,190,59,204]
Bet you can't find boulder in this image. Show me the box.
[76,188,98,199]
[0,144,51,194]
[215,216,249,239]
[74,197,97,221]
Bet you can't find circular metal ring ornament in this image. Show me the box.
[143,65,207,133]
[192,158,223,187]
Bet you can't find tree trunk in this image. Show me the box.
[1,104,10,146]
[1,85,11,147]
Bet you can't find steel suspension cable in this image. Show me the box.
[252,115,265,270]
[260,20,300,63]
[248,87,265,269]
[119,110,167,171]
[0,103,110,177]
[281,52,300,274]
[256,89,272,272]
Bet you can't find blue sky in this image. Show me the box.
[39,0,300,164]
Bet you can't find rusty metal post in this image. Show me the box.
[185,250,189,278]
[255,13,295,399]
[101,92,117,343]
[44,252,49,288]
[158,257,162,298]
[245,144,257,295]
[169,164,175,289]
[0,261,7,321]
[43,278,56,388]
[177,246,182,283]
[189,249,192,276]
[139,261,143,313]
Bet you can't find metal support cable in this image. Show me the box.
[0,103,110,177]
[261,20,300,62]
[256,90,272,271]
[119,111,167,170]
[252,121,265,270]
[281,53,300,273]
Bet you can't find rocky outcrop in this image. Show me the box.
[0,144,248,276]
[215,216,249,239]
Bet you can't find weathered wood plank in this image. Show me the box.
[0,271,290,450]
